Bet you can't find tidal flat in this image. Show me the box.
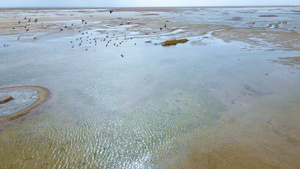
[0,6,300,168]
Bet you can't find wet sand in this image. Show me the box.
[0,6,300,168]
[167,98,300,168]
[272,56,300,69]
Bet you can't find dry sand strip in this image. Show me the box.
[0,86,50,123]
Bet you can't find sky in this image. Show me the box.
[0,0,299,8]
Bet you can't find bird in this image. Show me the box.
[60,28,63,32]
[24,16,27,19]
[164,23,167,28]
[26,28,29,32]
[121,54,124,57]
[28,18,31,22]
[160,27,163,30]
[18,21,21,24]
[34,19,38,23]
[33,37,37,40]
[64,25,67,28]
[17,36,21,40]
[109,10,113,14]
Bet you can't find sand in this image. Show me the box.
[167,100,300,168]
[272,56,300,69]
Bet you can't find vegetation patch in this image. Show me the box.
[162,39,188,46]
[259,15,278,17]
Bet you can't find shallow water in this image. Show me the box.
[0,7,300,168]
[0,88,38,117]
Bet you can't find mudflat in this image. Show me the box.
[0,6,299,168]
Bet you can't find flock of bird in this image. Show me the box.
[14,16,42,42]
[69,30,137,58]
[3,16,38,47]
[3,9,169,58]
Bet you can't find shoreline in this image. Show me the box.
[1,5,300,10]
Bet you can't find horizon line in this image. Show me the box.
[1,5,300,9]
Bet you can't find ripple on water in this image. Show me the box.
[0,85,225,168]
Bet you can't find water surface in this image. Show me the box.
[0,7,300,168]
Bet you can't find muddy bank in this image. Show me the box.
[272,56,300,69]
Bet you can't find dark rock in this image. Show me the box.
[0,95,14,104]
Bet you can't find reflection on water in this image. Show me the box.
[1,7,300,169]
